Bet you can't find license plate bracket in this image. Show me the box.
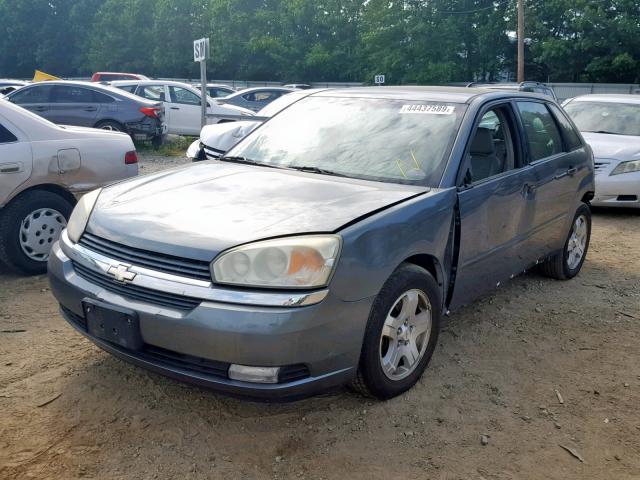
[82,299,142,351]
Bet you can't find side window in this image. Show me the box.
[137,85,166,102]
[517,101,564,162]
[9,85,51,104]
[169,86,200,105]
[242,92,256,102]
[548,104,582,151]
[0,123,18,143]
[466,106,518,183]
[92,90,115,103]
[51,86,94,103]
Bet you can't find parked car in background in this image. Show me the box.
[563,94,640,208]
[218,87,295,112]
[91,72,149,82]
[0,79,28,96]
[111,80,254,136]
[469,81,558,101]
[187,89,323,161]
[0,98,138,274]
[283,84,312,90]
[5,80,165,145]
[49,87,594,400]
[193,83,235,98]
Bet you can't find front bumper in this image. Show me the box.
[592,171,640,208]
[47,236,373,400]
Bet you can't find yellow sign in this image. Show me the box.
[32,70,61,82]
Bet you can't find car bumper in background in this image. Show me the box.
[592,171,640,208]
[47,235,373,401]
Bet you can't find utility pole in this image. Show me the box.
[517,0,525,82]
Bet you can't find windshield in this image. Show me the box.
[564,101,640,136]
[226,96,466,186]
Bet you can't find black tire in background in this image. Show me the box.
[0,190,74,275]
[539,203,592,280]
[351,263,441,400]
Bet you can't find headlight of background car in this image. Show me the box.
[212,235,341,288]
[611,159,640,176]
[66,188,102,243]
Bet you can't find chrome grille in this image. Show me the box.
[203,145,225,159]
[79,233,211,281]
[594,160,610,174]
[73,261,201,310]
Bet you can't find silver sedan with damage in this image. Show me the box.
[48,87,594,400]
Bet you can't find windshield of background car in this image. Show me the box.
[256,92,302,116]
[227,96,466,186]
[564,101,640,136]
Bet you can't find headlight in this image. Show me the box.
[211,235,341,288]
[611,160,640,176]
[66,188,101,243]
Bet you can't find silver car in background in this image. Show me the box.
[0,99,138,274]
[564,94,640,208]
[218,87,295,112]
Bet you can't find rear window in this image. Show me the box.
[115,85,137,93]
[9,85,52,104]
[548,104,582,150]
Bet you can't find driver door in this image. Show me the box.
[450,102,538,309]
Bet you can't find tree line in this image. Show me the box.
[0,0,639,84]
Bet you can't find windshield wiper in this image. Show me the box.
[288,166,348,177]
[219,156,264,166]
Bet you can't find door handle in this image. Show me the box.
[0,162,23,174]
[34,106,47,112]
[170,107,180,110]
[84,107,98,112]
[554,167,577,180]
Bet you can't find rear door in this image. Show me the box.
[451,101,538,309]
[49,85,100,126]
[167,85,203,135]
[0,118,32,206]
[515,101,584,258]
[7,85,53,118]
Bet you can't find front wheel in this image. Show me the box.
[539,203,591,280]
[0,191,74,274]
[351,264,441,400]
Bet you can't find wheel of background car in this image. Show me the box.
[95,120,124,132]
[351,263,441,399]
[538,203,591,280]
[0,190,74,275]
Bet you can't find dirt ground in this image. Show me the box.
[1,154,639,480]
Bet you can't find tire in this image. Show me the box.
[0,190,74,275]
[351,263,441,400]
[94,120,125,132]
[538,203,591,280]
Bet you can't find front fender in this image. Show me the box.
[330,188,457,303]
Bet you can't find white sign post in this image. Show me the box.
[194,37,210,128]
[374,74,385,86]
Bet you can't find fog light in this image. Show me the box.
[228,364,280,384]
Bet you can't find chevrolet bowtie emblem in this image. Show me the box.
[107,264,136,284]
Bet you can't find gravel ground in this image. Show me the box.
[1,155,639,479]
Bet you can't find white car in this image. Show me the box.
[186,89,323,161]
[564,94,640,208]
[111,80,254,136]
[0,99,138,273]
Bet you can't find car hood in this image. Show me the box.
[581,132,640,162]
[210,102,254,116]
[87,162,427,261]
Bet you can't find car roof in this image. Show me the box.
[568,94,640,105]
[307,86,538,103]
[110,79,196,87]
[10,80,160,104]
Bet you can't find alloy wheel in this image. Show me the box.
[379,289,432,381]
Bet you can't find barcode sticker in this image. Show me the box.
[400,104,455,115]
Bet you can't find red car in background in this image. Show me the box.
[91,72,149,82]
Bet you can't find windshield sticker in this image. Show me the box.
[400,104,455,115]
